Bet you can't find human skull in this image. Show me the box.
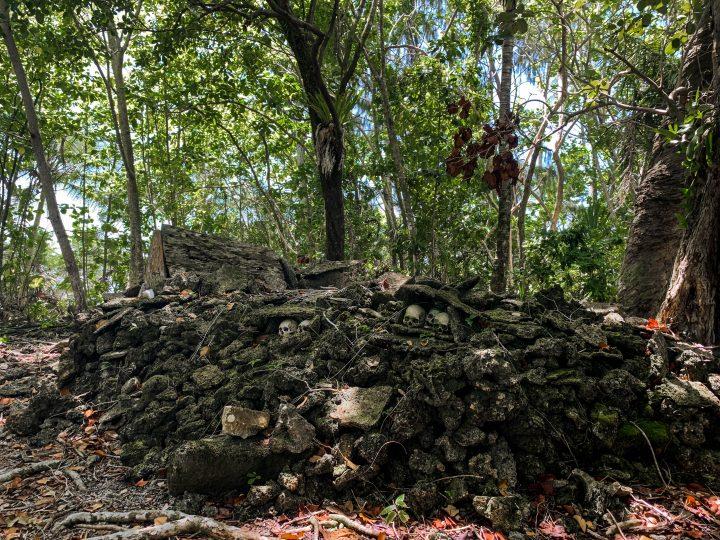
[278,319,298,337]
[403,304,426,327]
[426,308,441,327]
[432,311,450,332]
[299,319,312,333]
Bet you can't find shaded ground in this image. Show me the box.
[2,329,720,540]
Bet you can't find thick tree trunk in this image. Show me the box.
[490,0,516,294]
[617,140,686,316]
[108,28,145,290]
[618,4,715,316]
[657,0,720,344]
[0,0,86,310]
[658,164,720,343]
[314,122,345,261]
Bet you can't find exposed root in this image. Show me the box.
[328,514,381,538]
[309,516,320,540]
[56,510,274,540]
[0,459,61,483]
[77,524,127,532]
[55,510,186,530]
[63,468,87,491]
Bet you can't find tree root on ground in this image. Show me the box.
[55,510,274,540]
[327,514,381,538]
[0,459,61,483]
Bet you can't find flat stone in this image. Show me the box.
[602,312,625,326]
[99,350,128,362]
[472,495,529,531]
[221,406,270,438]
[329,386,392,430]
[269,404,315,454]
[652,377,720,411]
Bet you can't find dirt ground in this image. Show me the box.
[1,328,720,540]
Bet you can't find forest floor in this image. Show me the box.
[1,328,720,540]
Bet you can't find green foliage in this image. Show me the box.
[380,494,410,525]
[1,0,701,321]
[524,203,627,302]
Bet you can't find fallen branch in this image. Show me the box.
[328,514,381,538]
[0,459,61,483]
[56,510,274,540]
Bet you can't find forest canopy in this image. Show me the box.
[0,0,717,342]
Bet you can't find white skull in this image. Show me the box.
[278,319,298,337]
[403,304,426,327]
[426,308,441,327]
[299,319,312,332]
[432,311,450,332]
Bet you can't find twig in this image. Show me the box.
[0,459,61,483]
[630,420,669,489]
[604,512,635,539]
[328,514,381,538]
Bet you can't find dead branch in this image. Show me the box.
[0,459,61,483]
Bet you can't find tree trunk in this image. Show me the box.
[657,0,720,344]
[618,4,715,316]
[371,0,417,271]
[617,140,686,316]
[490,0,516,294]
[108,27,144,291]
[312,119,345,261]
[0,0,86,310]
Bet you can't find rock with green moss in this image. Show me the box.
[617,420,670,448]
[167,435,286,494]
[191,365,224,390]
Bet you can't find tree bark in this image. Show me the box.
[107,25,144,290]
[618,3,715,316]
[0,0,86,310]
[490,0,516,294]
[313,121,345,261]
[371,0,417,271]
[657,0,720,344]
